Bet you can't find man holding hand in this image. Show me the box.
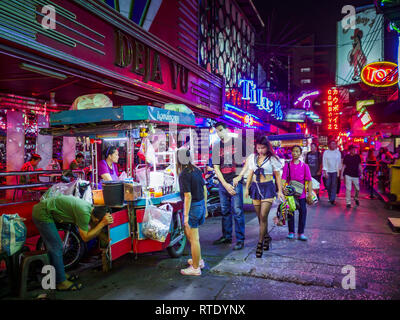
[211,122,245,251]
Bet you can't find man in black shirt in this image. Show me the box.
[211,122,245,250]
[341,145,362,208]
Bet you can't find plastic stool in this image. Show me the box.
[19,250,50,299]
[0,251,12,298]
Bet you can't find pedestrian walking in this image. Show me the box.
[243,136,285,258]
[211,122,245,251]
[341,145,363,208]
[305,142,322,199]
[282,145,313,241]
[177,148,208,276]
[322,140,342,205]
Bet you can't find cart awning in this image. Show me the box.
[49,105,195,127]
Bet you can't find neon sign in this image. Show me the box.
[356,100,374,111]
[224,103,263,128]
[239,79,283,119]
[294,90,320,106]
[326,88,340,131]
[361,61,399,87]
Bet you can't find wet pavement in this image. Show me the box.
[14,188,400,300]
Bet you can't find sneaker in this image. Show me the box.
[233,242,244,250]
[212,237,232,245]
[187,258,205,269]
[346,204,351,208]
[180,265,201,276]
[287,233,295,240]
[355,200,360,206]
[298,234,308,241]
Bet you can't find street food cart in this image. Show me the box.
[40,105,196,269]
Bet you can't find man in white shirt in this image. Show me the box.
[322,141,342,205]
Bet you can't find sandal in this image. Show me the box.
[56,282,83,291]
[66,274,79,281]
[256,242,263,258]
[264,235,272,251]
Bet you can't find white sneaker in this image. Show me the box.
[180,265,201,276]
[187,258,205,269]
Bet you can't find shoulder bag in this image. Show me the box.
[287,162,306,197]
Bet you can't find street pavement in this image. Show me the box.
[20,187,400,300]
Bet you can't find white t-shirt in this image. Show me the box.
[322,149,342,173]
[247,153,283,174]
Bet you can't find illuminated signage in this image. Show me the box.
[357,106,374,130]
[238,79,283,120]
[294,90,320,107]
[361,61,399,87]
[356,100,374,111]
[326,88,340,131]
[224,103,263,128]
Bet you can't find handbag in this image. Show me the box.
[287,162,306,197]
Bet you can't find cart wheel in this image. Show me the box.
[167,210,187,258]
[36,227,86,270]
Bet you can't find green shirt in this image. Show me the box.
[33,195,93,231]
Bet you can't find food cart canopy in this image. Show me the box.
[41,105,196,137]
[50,105,195,127]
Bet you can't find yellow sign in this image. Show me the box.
[356,100,374,111]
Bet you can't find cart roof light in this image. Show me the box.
[19,63,68,81]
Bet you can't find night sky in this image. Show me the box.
[253,0,374,45]
[252,0,375,88]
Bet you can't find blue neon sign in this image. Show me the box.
[238,79,283,118]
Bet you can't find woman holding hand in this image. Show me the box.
[244,136,285,258]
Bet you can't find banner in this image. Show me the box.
[336,8,384,86]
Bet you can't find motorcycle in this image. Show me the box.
[204,170,221,217]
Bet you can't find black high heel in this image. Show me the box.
[256,242,263,258]
[264,235,272,251]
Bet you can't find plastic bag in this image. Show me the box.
[0,214,27,256]
[287,195,297,212]
[142,198,173,242]
[311,177,320,190]
[306,190,318,205]
[41,179,92,203]
[135,164,149,186]
[138,138,156,165]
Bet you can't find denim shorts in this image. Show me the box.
[188,200,206,228]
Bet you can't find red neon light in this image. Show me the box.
[326,88,340,131]
[224,110,262,127]
[361,62,398,87]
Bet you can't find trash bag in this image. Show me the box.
[0,214,27,256]
[142,198,173,242]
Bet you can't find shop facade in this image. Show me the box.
[0,0,224,198]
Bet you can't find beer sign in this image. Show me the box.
[361,61,399,87]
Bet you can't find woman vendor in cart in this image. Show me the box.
[98,146,126,187]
